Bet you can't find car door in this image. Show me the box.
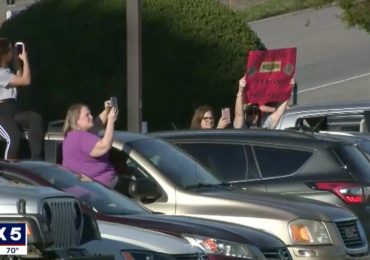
[176,142,267,191]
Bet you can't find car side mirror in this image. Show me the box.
[128,179,161,202]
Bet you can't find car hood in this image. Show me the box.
[96,220,203,254]
[192,188,355,221]
[99,214,285,248]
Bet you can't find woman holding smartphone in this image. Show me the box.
[0,38,44,159]
[62,100,119,187]
[190,105,231,129]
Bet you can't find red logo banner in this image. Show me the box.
[245,47,297,105]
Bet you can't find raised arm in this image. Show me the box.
[98,100,112,126]
[267,99,290,129]
[90,107,118,157]
[233,76,246,129]
[262,78,295,129]
[9,44,31,86]
[259,104,276,113]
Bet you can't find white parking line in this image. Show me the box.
[298,72,370,94]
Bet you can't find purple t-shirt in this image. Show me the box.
[62,130,116,186]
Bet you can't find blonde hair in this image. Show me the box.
[63,103,87,136]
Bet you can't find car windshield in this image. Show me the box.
[19,163,150,216]
[128,138,223,189]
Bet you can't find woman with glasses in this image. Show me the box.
[190,105,231,129]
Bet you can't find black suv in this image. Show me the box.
[154,129,370,239]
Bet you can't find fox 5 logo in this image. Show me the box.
[0,223,26,245]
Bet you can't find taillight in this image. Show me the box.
[313,182,363,204]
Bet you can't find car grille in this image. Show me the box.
[43,198,83,249]
[335,220,364,249]
[262,248,292,260]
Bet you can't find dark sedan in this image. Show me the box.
[154,129,370,240]
[0,160,291,260]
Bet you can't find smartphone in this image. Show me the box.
[15,42,24,54]
[221,107,231,121]
[110,96,118,108]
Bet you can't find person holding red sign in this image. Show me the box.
[233,76,294,129]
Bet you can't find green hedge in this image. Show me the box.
[0,0,264,130]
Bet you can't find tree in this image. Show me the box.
[0,0,264,130]
[306,0,370,33]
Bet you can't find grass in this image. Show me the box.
[236,0,315,22]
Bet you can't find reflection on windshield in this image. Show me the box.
[25,165,150,215]
[129,138,222,189]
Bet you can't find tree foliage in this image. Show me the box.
[0,0,264,130]
[305,0,370,33]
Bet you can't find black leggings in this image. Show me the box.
[0,100,44,160]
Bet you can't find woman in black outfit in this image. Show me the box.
[0,38,44,160]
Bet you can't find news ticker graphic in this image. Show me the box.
[0,223,27,255]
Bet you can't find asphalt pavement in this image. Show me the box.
[249,6,370,105]
[0,0,36,24]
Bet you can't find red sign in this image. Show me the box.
[245,47,296,105]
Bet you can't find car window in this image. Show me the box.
[128,139,223,189]
[178,143,247,182]
[327,114,363,132]
[358,142,370,161]
[178,143,261,182]
[296,116,328,131]
[253,146,312,178]
[245,146,260,180]
[338,142,370,183]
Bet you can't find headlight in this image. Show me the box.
[289,219,331,245]
[182,234,257,259]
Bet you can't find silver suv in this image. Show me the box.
[276,100,370,132]
[0,184,112,259]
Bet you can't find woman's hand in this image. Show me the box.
[290,78,296,86]
[18,44,28,62]
[216,116,231,129]
[238,76,247,95]
[239,76,247,89]
[107,107,118,123]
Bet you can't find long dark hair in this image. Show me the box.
[0,38,11,67]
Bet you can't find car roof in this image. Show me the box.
[318,131,370,142]
[286,100,370,113]
[114,131,152,143]
[152,129,355,148]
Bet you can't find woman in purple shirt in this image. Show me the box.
[62,101,118,187]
